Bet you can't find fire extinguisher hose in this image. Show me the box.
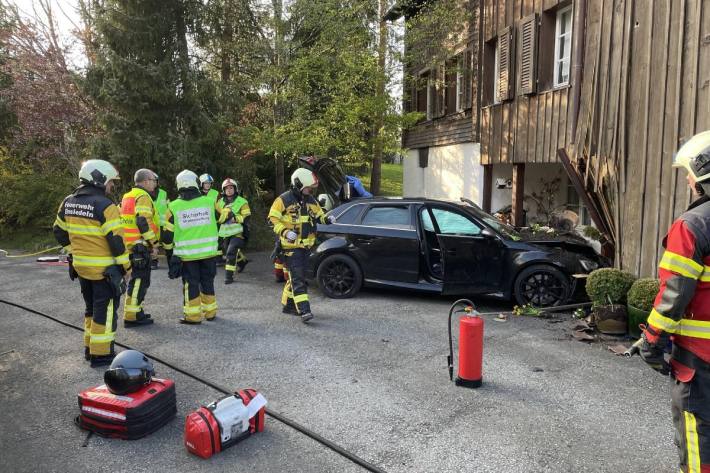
[447,299,475,382]
[0,298,386,473]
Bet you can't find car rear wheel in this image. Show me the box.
[316,254,363,299]
[513,264,570,307]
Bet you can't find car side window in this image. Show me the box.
[421,209,435,232]
[334,204,363,224]
[431,208,482,236]
[361,206,411,228]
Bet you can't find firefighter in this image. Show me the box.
[199,173,220,203]
[217,178,251,284]
[640,130,710,472]
[268,168,334,322]
[162,170,224,324]
[53,159,130,366]
[120,168,160,327]
[152,180,170,269]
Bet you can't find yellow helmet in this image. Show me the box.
[673,131,710,183]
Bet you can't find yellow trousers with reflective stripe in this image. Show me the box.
[79,277,118,356]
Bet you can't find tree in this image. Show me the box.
[83,0,226,193]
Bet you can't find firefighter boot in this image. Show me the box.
[224,266,235,284]
[201,293,217,321]
[124,311,154,327]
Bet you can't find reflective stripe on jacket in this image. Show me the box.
[121,187,160,248]
[217,196,250,237]
[168,196,220,261]
[268,190,327,249]
[649,195,710,363]
[53,185,130,280]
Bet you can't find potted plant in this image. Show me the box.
[585,268,637,335]
[626,278,661,338]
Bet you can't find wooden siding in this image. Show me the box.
[400,1,479,150]
[480,0,575,166]
[572,0,710,276]
[403,110,475,149]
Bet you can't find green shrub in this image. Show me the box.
[627,278,660,312]
[585,268,637,306]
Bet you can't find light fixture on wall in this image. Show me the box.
[495,178,513,189]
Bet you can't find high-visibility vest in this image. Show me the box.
[154,188,169,226]
[218,196,248,237]
[169,196,219,261]
[205,188,219,204]
[120,187,160,247]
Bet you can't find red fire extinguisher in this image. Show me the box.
[447,299,483,388]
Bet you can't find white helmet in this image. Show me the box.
[79,159,120,188]
[221,178,239,192]
[291,168,318,190]
[176,170,199,190]
[199,173,214,186]
[318,193,334,211]
[674,131,710,183]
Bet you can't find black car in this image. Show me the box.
[298,156,605,306]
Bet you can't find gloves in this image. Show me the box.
[103,265,127,297]
[67,254,77,281]
[285,230,298,243]
[639,326,671,376]
[168,255,182,279]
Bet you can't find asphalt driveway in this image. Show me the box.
[0,252,677,472]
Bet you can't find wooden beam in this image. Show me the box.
[512,163,525,226]
[482,164,493,212]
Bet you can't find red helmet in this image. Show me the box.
[221,178,239,193]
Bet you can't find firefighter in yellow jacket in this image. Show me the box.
[120,168,160,327]
[53,160,130,366]
[268,168,334,323]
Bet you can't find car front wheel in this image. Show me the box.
[316,254,363,299]
[513,264,570,307]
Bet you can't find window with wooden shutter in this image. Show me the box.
[518,14,538,95]
[496,26,514,102]
[446,58,457,114]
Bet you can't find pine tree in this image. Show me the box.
[84,0,225,191]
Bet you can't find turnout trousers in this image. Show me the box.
[281,248,310,315]
[123,265,151,321]
[222,235,246,281]
[79,277,119,356]
[672,347,710,472]
[181,257,217,322]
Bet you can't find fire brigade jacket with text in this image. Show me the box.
[268,190,328,250]
[216,195,251,237]
[120,187,160,249]
[53,185,130,280]
[161,188,230,259]
[648,195,710,364]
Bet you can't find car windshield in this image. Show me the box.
[462,204,522,240]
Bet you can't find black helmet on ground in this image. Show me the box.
[104,350,155,395]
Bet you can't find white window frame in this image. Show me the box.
[493,41,501,104]
[553,5,573,88]
[455,55,463,112]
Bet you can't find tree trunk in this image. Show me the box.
[370,0,387,196]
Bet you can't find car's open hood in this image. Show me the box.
[298,156,349,207]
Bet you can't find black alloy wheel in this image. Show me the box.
[513,264,570,307]
[316,254,363,299]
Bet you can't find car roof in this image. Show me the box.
[344,197,469,206]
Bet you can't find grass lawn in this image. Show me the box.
[0,227,58,254]
[351,163,403,196]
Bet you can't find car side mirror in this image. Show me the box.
[481,228,498,240]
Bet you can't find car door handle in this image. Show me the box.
[356,237,375,244]
[446,249,457,255]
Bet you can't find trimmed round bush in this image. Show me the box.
[585,268,637,306]
[627,278,660,312]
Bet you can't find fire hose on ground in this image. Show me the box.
[0,298,386,473]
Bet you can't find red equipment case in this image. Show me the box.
[76,378,177,439]
[185,388,266,459]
